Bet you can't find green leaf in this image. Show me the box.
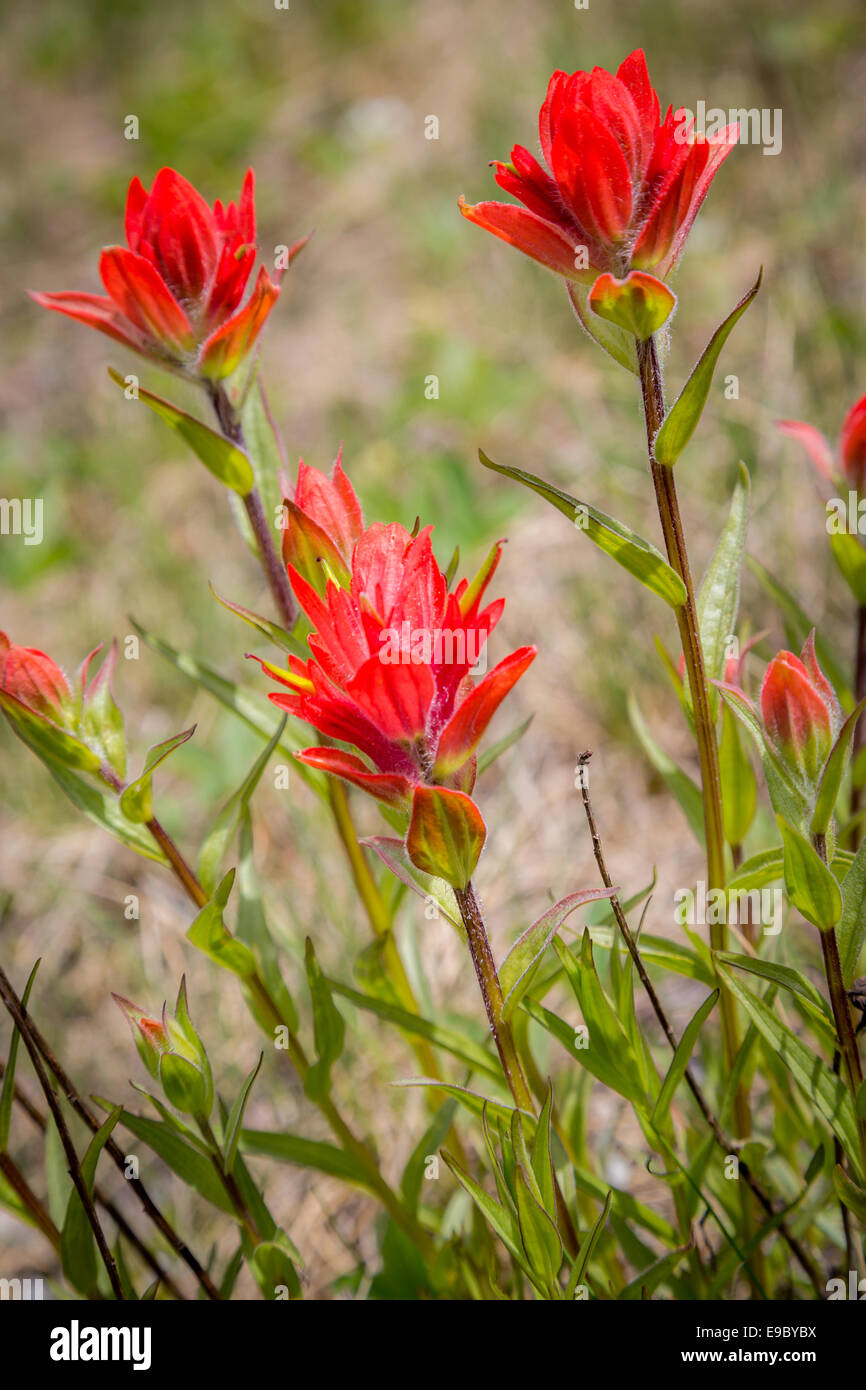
[479,450,687,609]
[187,870,259,980]
[158,1053,210,1118]
[0,960,39,1151]
[696,462,750,718]
[513,1163,562,1293]
[716,963,863,1177]
[326,978,500,1081]
[222,1054,263,1175]
[628,693,704,844]
[838,835,866,985]
[303,938,346,1101]
[251,1240,302,1300]
[440,1150,530,1275]
[0,690,102,774]
[406,785,486,892]
[720,702,757,845]
[240,1129,373,1188]
[362,836,464,935]
[567,1188,612,1297]
[109,1108,236,1214]
[60,1107,121,1295]
[566,278,637,373]
[198,718,286,895]
[777,814,843,930]
[653,271,762,467]
[237,811,299,1032]
[500,889,613,1021]
[40,762,168,863]
[210,585,303,657]
[651,991,718,1127]
[811,696,866,837]
[119,726,196,824]
[715,951,831,1023]
[401,1101,457,1214]
[589,270,676,340]
[833,1165,866,1224]
[830,531,866,606]
[108,369,254,494]
[396,1079,526,1126]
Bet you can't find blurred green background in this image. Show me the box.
[2,0,866,1294]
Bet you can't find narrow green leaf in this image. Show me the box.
[479,450,687,609]
[187,870,259,980]
[303,938,345,1101]
[651,991,718,1127]
[697,462,750,717]
[720,702,757,845]
[119,726,195,824]
[198,718,285,895]
[811,696,866,836]
[60,1107,121,1295]
[716,963,862,1176]
[838,835,866,985]
[654,271,762,467]
[0,961,39,1151]
[222,1054,263,1175]
[500,888,613,1021]
[628,693,704,844]
[108,369,254,495]
[240,1129,373,1188]
[830,531,866,606]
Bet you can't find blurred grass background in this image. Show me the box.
[2,0,866,1296]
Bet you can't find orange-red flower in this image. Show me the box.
[31,168,281,380]
[252,461,535,814]
[460,49,737,284]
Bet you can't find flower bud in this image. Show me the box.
[113,977,213,1118]
[760,634,841,786]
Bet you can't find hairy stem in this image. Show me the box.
[636,337,747,1139]
[207,380,297,630]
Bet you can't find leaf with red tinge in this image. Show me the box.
[589,270,676,340]
[406,785,487,891]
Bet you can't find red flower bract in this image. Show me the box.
[0,630,71,718]
[252,462,536,814]
[30,168,281,381]
[760,634,842,786]
[459,49,737,283]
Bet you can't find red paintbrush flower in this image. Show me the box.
[777,392,866,496]
[30,168,282,380]
[252,461,535,825]
[459,49,737,284]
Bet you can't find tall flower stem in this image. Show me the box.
[635,337,746,1131]
[206,381,297,631]
[454,881,579,1258]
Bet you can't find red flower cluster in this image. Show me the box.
[31,168,281,380]
[778,392,866,496]
[252,461,535,816]
[460,49,736,284]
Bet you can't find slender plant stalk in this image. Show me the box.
[576,750,824,1295]
[0,970,125,1299]
[206,380,297,630]
[635,337,747,1139]
[0,1151,61,1252]
[454,882,580,1259]
[197,1115,263,1244]
[0,966,220,1299]
[0,1061,186,1297]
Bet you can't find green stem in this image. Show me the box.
[636,337,746,1131]
[197,1115,262,1244]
